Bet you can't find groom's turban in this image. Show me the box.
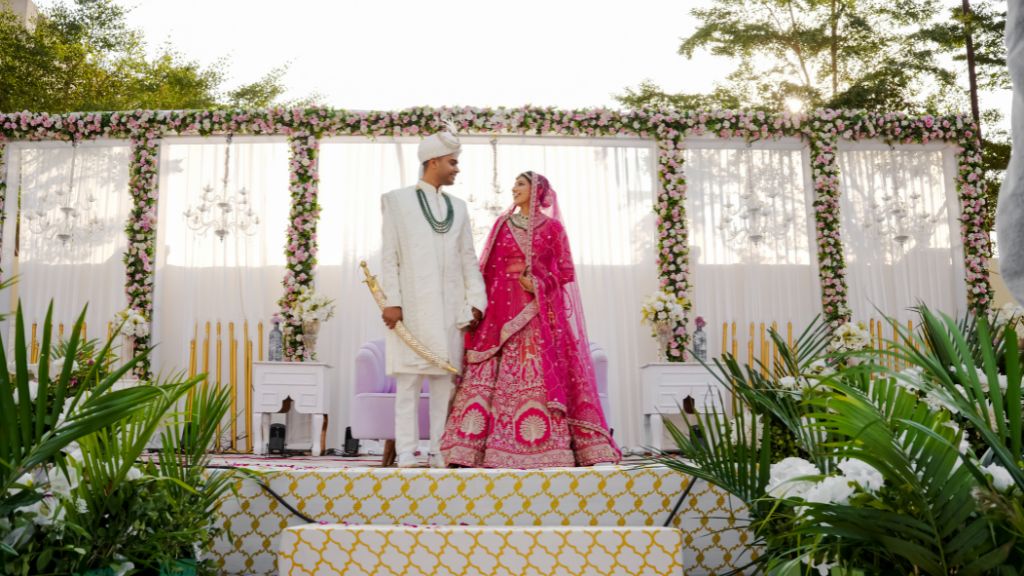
[418,131,462,164]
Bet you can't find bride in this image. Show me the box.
[441,171,621,468]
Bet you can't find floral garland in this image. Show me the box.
[800,110,992,314]
[279,132,321,360]
[124,134,160,378]
[654,133,691,359]
[0,107,994,367]
[807,130,852,325]
[0,142,6,274]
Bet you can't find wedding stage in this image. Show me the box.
[207,457,752,575]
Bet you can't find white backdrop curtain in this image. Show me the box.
[0,140,131,352]
[837,142,967,325]
[316,136,659,450]
[152,136,290,449]
[684,138,822,359]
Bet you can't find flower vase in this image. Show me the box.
[301,320,320,358]
[655,324,673,362]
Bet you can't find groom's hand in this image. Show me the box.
[467,307,483,331]
[382,306,403,329]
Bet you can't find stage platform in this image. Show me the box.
[208,456,753,575]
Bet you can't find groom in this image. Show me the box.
[380,130,487,468]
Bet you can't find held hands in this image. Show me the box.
[382,306,403,329]
[518,273,535,294]
[467,307,484,331]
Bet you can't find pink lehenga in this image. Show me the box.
[441,173,621,468]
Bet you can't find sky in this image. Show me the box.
[30,0,1010,116]
[49,0,728,110]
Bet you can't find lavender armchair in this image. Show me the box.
[350,339,612,444]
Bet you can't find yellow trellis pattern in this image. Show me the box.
[210,465,753,575]
[277,525,683,576]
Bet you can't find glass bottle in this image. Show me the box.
[693,323,708,362]
[269,319,284,362]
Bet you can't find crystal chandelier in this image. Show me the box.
[718,148,793,246]
[466,138,508,245]
[864,153,941,249]
[183,134,260,241]
[22,140,106,246]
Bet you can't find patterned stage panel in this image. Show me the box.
[210,465,752,575]
[277,525,684,576]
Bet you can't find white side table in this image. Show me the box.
[641,362,728,451]
[252,361,330,456]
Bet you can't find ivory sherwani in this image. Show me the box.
[380,181,487,375]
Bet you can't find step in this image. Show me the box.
[211,465,750,575]
[277,524,684,576]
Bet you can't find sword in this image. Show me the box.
[360,261,459,375]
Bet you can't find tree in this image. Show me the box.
[921,0,1008,215]
[0,0,289,112]
[630,0,954,112]
[619,0,1010,217]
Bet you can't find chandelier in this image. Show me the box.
[183,134,260,241]
[717,147,793,246]
[864,153,941,249]
[466,138,508,245]
[22,140,106,246]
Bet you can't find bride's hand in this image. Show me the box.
[519,273,535,293]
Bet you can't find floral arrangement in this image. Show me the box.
[828,320,871,353]
[0,107,992,367]
[290,286,336,324]
[656,309,1024,574]
[115,307,150,339]
[640,290,688,336]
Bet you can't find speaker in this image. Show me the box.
[342,426,360,457]
[268,423,286,455]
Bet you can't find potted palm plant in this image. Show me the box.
[655,307,1024,575]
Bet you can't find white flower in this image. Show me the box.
[12,379,39,404]
[114,308,149,338]
[922,389,960,415]
[767,457,821,499]
[829,321,871,353]
[804,359,834,377]
[896,366,926,394]
[837,459,885,493]
[125,466,143,481]
[640,290,687,336]
[292,287,336,324]
[803,475,856,506]
[982,463,1015,492]
[727,412,761,447]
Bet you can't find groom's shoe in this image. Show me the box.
[397,452,418,468]
[428,453,446,469]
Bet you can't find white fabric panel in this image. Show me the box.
[684,139,822,359]
[837,143,967,324]
[152,137,290,449]
[317,136,659,449]
[996,0,1024,305]
[3,141,131,349]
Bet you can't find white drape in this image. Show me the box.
[152,136,290,448]
[684,138,822,359]
[316,136,659,449]
[837,142,967,324]
[1,141,131,349]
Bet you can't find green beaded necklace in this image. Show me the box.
[416,187,454,234]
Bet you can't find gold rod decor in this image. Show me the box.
[258,321,264,362]
[229,322,238,452]
[244,321,253,453]
[215,321,222,453]
[30,323,38,364]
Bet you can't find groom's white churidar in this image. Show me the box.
[379,131,486,468]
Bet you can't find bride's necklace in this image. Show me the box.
[509,212,529,230]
